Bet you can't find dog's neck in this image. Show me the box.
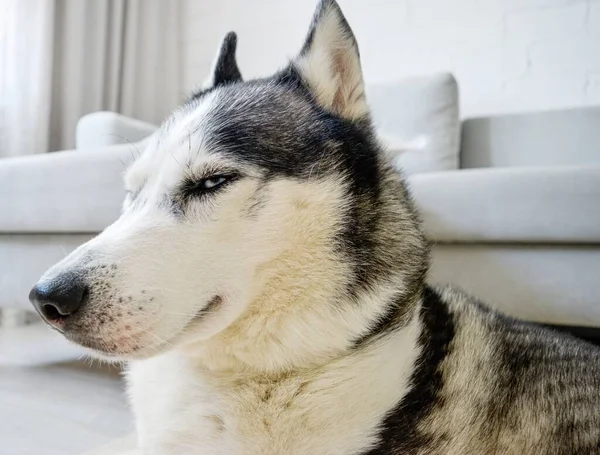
[179,261,423,376]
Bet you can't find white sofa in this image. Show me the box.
[1,75,599,331]
[412,114,600,328]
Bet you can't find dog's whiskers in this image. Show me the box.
[161,311,203,317]
[58,244,69,258]
[136,327,173,348]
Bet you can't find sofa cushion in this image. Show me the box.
[368,73,460,175]
[0,143,138,233]
[408,165,600,243]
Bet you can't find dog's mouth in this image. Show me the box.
[63,294,225,358]
[67,332,141,356]
[191,295,223,321]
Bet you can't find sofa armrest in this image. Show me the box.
[76,111,158,150]
[0,142,144,233]
[407,165,600,244]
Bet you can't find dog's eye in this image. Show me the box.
[201,176,228,190]
[180,174,236,200]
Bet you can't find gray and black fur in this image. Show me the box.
[191,31,243,101]
[363,286,600,454]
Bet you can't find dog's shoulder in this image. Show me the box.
[366,285,600,455]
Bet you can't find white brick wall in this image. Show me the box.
[181,0,600,117]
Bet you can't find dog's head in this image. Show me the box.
[30,0,427,365]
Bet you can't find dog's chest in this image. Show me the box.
[127,349,413,455]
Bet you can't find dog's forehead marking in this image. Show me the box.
[125,75,365,199]
[127,81,307,189]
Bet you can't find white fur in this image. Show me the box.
[127,312,421,454]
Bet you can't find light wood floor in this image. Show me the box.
[0,325,133,455]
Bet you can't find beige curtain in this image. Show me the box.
[0,0,182,157]
[0,0,55,158]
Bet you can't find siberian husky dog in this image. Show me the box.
[30,1,600,454]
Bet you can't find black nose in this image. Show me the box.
[29,273,88,327]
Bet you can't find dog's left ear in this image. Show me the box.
[293,0,368,121]
[205,32,243,88]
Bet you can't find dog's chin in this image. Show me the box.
[66,320,190,361]
[70,306,220,361]
[65,331,167,361]
[62,295,226,361]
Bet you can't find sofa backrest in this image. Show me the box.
[461,106,600,168]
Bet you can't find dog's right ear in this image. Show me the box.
[203,32,243,89]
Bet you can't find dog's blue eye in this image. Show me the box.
[180,174,236,201]
[201,176,227,190]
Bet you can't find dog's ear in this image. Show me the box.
[293,0,367,121]
[205,32,243,88]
